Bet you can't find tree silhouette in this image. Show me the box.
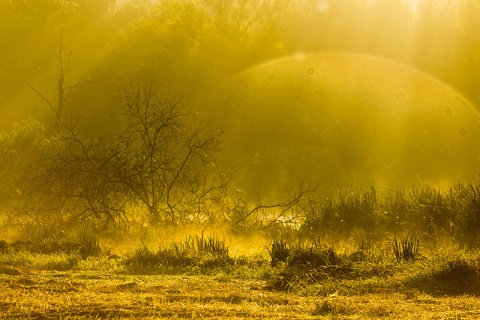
[29,35,91,128]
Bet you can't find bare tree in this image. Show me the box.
[110,82,224,224]
[13,117,128,232]
[228,185,307,233]
[13,79,227,230]
[29,34,91,128]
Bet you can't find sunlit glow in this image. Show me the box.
[215,53,480,198]
[402,0,420,14]
[1,0,480,236]
[316,0,331,12]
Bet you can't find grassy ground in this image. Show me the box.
[0,233,479,319]
[1,270,480,319]
[1,250,480,319]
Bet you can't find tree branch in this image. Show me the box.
[29,84,57,116]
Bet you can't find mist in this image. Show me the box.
[1,0,480,240]
[208,53,480,199]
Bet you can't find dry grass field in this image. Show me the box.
[1,227,479,319]
[1,258,480,319]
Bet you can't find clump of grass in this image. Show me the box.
[347,239,389,263]
[311,297,352,317]
[79,227,102,259]
[125,233,233,273]
[228,254,276,280]
[428,253,480,294]
[435,257,477,280]
[0,239,8,254]
[266,240,344,291]
[267,239,290,267]
[288,245,337,267]
[125,246,163,269]
[267,239,338,268]
[390,250,480,295]
[281,248,480,297]
[392,235,419,262]
[0,251,80,271]
[34,253,80,270]
[194,231,229,258]
[76,256,126,273]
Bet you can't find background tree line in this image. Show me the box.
[2,0,480,127]
[1,0,480,240]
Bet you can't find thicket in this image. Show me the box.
[3,117,480,249]
[296,183,480,249]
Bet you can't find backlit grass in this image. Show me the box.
[1,245,480,319]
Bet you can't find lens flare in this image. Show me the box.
[209,53,480,199]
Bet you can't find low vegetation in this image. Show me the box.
[1,232,480,318]
[2,179,480,318]
[0,182,480,319]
